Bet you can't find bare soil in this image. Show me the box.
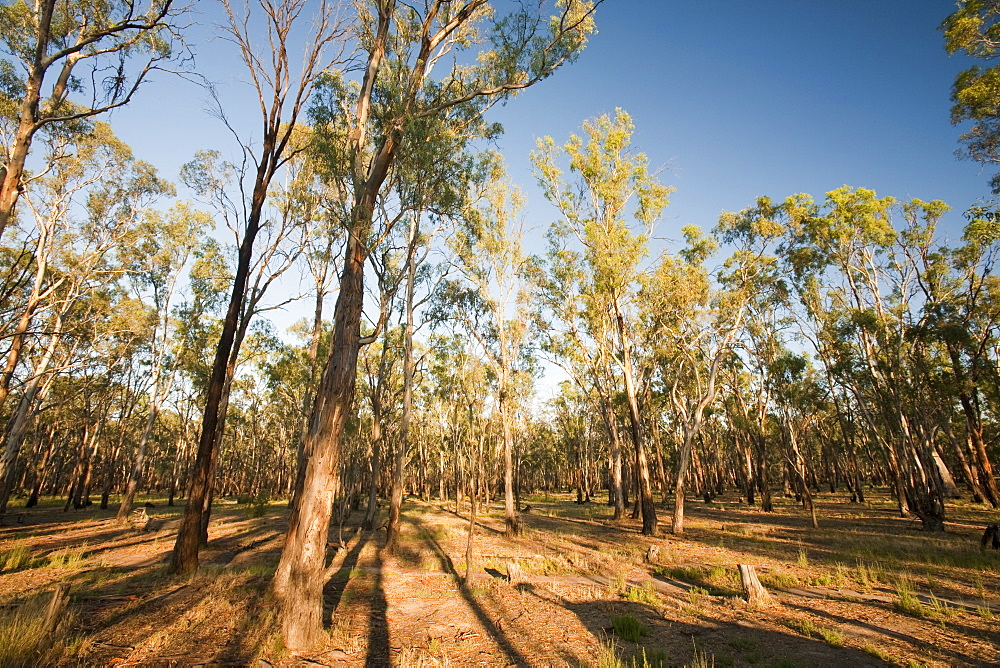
[1,491,998,667]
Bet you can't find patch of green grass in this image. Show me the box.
[893,576,924,617]
[45,546,87,570]
[596,637,624,668]
[728,636,756,652]
[819,627,844,647]
[759,572,798,589]
[611,613,648,642]
[609,571,628,597]
[419,525,453,541]
[769,660,798,668]
[625,581,660,606]
[628,647,668,668]
[0,543,32,571]
[0,593,76,665]
[862,643,893,662]
[925,593,956,622]
[787,618,816,638]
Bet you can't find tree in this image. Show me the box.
[169,0,345,575]
[943,0,1000,192]
[0,0,186,239]
[441,164,534,537]
[272,0,598,651]
[0,122,171,516]
[116,203,209,522]
[532,108,670,536]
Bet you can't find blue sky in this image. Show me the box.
[109,1,987,338]
[486,1,987,250]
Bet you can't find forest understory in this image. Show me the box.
[0,490,997,667]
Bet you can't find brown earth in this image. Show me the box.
[0,490,998,667]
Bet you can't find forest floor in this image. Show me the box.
[0,490,999,667]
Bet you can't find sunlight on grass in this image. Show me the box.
[0,593,76,665]
[0,542,32,571]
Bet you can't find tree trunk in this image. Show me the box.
[387,213,418,552]
[738,564,773,608]
[117,407,158,521]
[273,227,368,652]
[169,181,266,573]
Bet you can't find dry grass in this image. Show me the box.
[0,491,996,666]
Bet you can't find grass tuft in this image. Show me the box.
[0,593,76,665]
[45,546,87,570]
[611,613,649,642]
[625,580,661,606]
[0,543,32,571]
[819,627,844,647]
[893,575,924,617]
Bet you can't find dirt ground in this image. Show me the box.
[1,490,998,667]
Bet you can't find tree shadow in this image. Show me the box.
[413,515,532,666]
[365,547,390,668]
[549,589,886,667]
[322,529,372,626]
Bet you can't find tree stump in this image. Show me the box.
[982,524,1000,550]
[506,561,524,585]
[738,564,773,608]
[129,507,150,531]
[42,583,71,635]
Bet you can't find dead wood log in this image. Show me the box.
[982,524,1000,550]
[42,583,71,635]
[738,564,774,608]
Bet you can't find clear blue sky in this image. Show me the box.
[486,1,986,250]
[110,0,986,327]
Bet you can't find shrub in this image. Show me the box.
[611,613,649,642]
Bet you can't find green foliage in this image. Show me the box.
[943,0,1000,190]
[610,613,649,642]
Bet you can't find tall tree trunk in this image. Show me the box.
[169,154,270,574]
[387,213,418,551]
[0,324,60,516]
[117,407,159,521]
[272,226,369,652]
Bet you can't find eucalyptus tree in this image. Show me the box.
[116,202,209,522]
[169,0,347,576]
[438,165,534,536]
[943,0,1000,192]
[273,0,599,650]
[357,324,401,531]
[532,222,628,518]
[0,122,170,516]
[0,0,187,239]
[380,124,484,553]
[780,187,955,530]
[532,109,670,536]
[903,204,1000,508]
[0,122,168,413]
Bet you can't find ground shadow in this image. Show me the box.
[414,514,532,666]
